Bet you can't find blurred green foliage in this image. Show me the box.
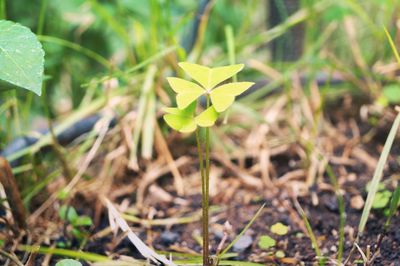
[1,0,399,146]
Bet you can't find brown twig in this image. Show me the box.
[0,157,27,232]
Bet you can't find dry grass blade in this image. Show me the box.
[104,198,177,266]
[357,110,400,235]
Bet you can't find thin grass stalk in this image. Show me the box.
[19,246,109,262]
[0,249,24,266]
[358,112,400,234]
[37,35,114,70]
[325,164,345,264]
[345,111,400,264]
[293,199,323,265]
[219,203,265,258]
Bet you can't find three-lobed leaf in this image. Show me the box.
[0,20,44,95]
[164,62,253,132]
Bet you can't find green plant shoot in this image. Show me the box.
[164,63,254,132]
[163,62,254,265]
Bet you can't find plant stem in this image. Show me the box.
[195,128,209,265]
[204,96,212,265]
[0,0,6,20]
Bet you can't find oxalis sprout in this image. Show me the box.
[163,62,254,266]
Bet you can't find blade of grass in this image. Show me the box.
[218,203,265,258]
[38,35,114,70]
[141,89,156,159]
[88,0,135,64]
[293,199,324,265]
[128,65,156,170]
[358,112,400,235]
[83,46,177,88]
[325,163,345,263]
[345,28,400,264]
[384,27,400,64]
[19,246,109,262]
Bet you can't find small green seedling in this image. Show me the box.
[270,222,289,236]
[366,181,399,212]
[258,235,276,249]
[59,205,92,245]
[164,62,254,266]
[275,250,285,259]
[164,63,254,133]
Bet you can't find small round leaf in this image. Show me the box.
[271,222,289,235]
[258,235,276,249]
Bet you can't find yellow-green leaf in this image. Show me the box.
[210,82,254,112]
[195,106,219,127]
[167,77,205,109]
[270,222,289,235]
[163,103,196,133]
[178,62,244,89]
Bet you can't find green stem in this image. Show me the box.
[0,0,6,20]
[37,0,48,35]
[205,102,211,265]
[326,164,345,263]
[195,128,209,265]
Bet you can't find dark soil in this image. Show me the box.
[2,99,400,266]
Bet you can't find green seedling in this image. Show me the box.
[258,235,276,249]
[164,62,254,266]
[275,250,285,259]
[59,205,92,246]
[270,222,289,236]
[366,181,399,211]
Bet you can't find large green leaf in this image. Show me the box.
[0,20,44,95]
